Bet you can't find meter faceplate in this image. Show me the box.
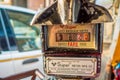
[42,24,103,53]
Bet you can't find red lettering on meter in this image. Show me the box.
[68,42,78,47]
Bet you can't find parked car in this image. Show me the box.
[0,5,52,79]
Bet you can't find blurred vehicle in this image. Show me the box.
[0,5,52,79]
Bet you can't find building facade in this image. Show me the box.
[27,0,55,10]
[0,0,12,5]
[0,0,55,10]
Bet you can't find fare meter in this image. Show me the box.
[42,24,103,78]
[30,0,113,79]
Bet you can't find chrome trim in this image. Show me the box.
[31,0,113,25]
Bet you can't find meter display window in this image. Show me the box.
[56,32,90,42]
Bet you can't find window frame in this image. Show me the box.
[0,8,17,51]
[0,9,10,51]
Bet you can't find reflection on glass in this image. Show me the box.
[7,10,41,51]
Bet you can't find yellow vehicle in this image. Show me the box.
[111,34,120,68]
